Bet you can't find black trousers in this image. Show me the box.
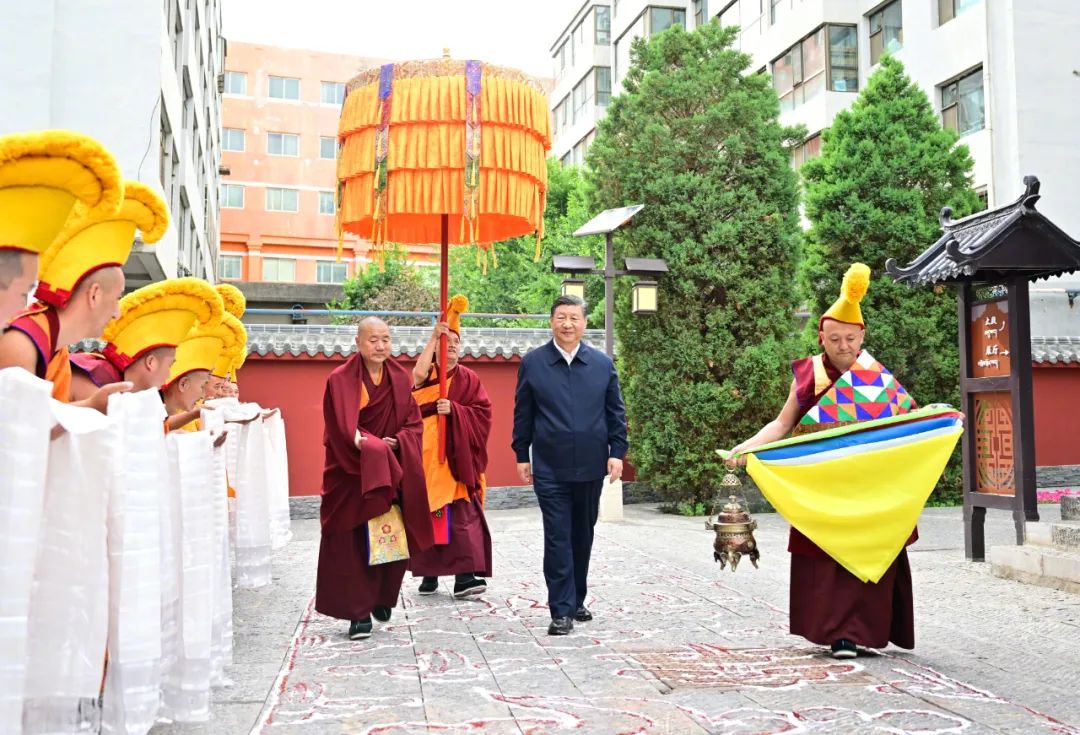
[532,477,603,619]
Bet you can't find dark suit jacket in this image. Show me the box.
[511,340,628,482]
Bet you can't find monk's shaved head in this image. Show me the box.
[74,264,124,295]
[356,316,389,338]
[0,250,38,325]
[0,250,28,287]
[355,316,391,367]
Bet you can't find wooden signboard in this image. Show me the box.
[970,299,1011,378]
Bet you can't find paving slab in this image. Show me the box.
[150,503,1080,734]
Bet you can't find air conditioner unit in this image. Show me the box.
[216,73,225,93]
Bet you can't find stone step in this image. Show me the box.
[990,544,1080,595]
[1025,520,1080,551]
[1064,495,1080,521]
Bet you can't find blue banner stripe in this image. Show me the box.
[755,416,962,462]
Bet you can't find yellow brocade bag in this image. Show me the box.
[367,504,410,565]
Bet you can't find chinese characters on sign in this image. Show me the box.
[970,299,1011,378]
[974,392,1014,495]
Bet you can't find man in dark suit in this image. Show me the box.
[512,295,628,636]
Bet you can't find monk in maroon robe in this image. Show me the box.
[726,265,915,659]
[316,317,433,640]
[407,321,493,598]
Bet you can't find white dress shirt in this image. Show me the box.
[554,341,581,365]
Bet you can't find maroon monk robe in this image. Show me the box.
[408,364,494,578]
[315,354,434,621]
[787,351,916,649]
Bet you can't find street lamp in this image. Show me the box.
[632,281,658,314]
[560,278,586,301]
[551,205,668,357]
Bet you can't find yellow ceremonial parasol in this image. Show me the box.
[336,51,552,460]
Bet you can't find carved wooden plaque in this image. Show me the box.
[970,299,1011,378]
[974,392,1014,495]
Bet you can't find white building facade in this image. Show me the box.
[0,0,226,288]
[551,0,1080,242]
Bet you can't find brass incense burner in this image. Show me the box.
[704,472,760,572]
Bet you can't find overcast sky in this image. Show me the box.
[222,0,584,78]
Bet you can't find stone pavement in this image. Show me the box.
[153,503,1080,735]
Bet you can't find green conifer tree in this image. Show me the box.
[587,22,803,505]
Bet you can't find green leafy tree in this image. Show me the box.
[800,55,982,504]
[448,159,605,327]
[587,22,804,505]
[331,244,436,325]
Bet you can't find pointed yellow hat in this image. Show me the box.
[0,129,122,255]
[215,283,246,319]
[211,313,248,380]
[100,278,224,372]
[445,294,469,334]
[36,180,169,308]
[821,263,871,328]
[168,322,226,387]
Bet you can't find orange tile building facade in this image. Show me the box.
[219,43,437,284]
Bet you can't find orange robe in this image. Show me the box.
[6,303,72,402]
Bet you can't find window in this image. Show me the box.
[223,70,246,95]
[941,67,984,136]
[321,81,345,105]
[649,7,686,35]
[555,42,567,78]
[939,0,981,25]
[560,152,572,167]
[220,183,244,208]
[975,188,989,211]
[218,254,242,280]
[595,6,611,44]
[773,27,825,112]
[827,25,858,92]
[267,132,299,156]
[320,136,338,160]
[316,260,347,284]
[552,99,565,134]
[262,257,296,282]
[573,139,587,167]
[572,76,588,124]
[790,133,822,169]
[265,187,299,212]
[319,191,336,215]
[769,0,784,25]
[222,127,245,151]
[560,96,569,129]
[571,20,584,65]
[869,1,902,65]
[268,75,300,100]
[719,3,740,31]
[596,67,612,106]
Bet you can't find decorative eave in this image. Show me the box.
[1032,336,1080,366]
[79,325,607,361]
[886,177,1080,287]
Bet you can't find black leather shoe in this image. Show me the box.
[574,606,593,622]
[453,574,487,598]
[372,606,392,623]
[831,639,857,659]
[348,617,372,640]
[418,577,438,595]
[547,616,574,636]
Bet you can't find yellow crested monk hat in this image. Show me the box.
[35,180,169,308]
[445,294,469,335]
[211,313,248,380]
[820,263,871,330]
[167,322,226,388]
[0,129,123,256]
[215,282,246,319]
[100,277,224,372]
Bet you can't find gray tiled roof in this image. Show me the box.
[244,325,607,359]
[887,177,1080,287]
[1032,336,1080,365]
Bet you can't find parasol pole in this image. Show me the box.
[438,213,449,463]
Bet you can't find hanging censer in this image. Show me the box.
[704,470,760,572]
